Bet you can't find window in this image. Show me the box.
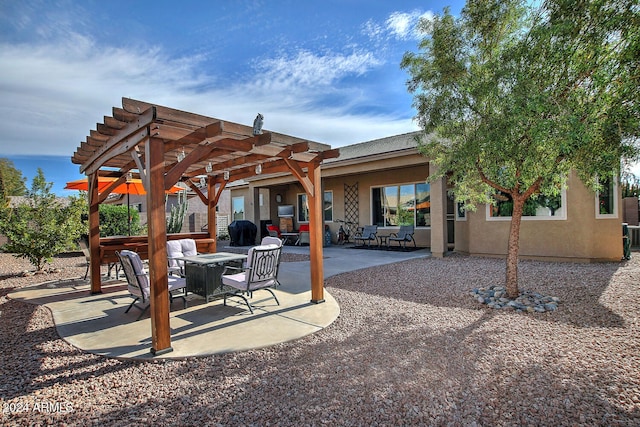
[297,191,333,222]
[456,202,467,221]
[324,191,333,222]
[372,183,430,227]
[596,177,618,218]
[232,196,244,220]
[487,191,566,220]
[297,193,309,222]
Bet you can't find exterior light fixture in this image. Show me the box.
[205,162,213,174]
[223,170,230,181]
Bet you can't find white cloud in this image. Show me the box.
[365,10,435,41]
[0,34,414,157]
[253,49,382,91]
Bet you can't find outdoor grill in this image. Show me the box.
[228,220,257,246]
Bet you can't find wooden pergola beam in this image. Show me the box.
[80,107,155,175]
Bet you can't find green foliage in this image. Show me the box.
[99,204,142,237]
[401,0,640,295]
[166,190,188,234]
[0,169,85,271]
[0,158,27,203]
[403,0,639,206]
[622,176,640,198]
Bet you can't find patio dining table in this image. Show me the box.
[177,252,248,303]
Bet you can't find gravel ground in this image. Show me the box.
[1,250,639,426]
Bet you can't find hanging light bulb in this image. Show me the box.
[177,149,186,162]
[205,162,212,174]
[199,176,206,187]
[223,170,230,181]
[255,164,262,175]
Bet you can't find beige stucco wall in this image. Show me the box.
[229,147,623,262]
[454,171,623,262]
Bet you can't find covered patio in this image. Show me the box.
[71,98,339,355]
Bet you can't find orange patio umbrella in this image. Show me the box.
[64,177,183,195]
[65,177,184,235]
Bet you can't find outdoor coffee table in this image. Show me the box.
[178,252,248,302]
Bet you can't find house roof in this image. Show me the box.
[324,131,422,164]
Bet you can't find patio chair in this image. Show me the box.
[117,250,187,320]
[78,234,121,279]
[221,243,282,314]
[388,225,416,250]
[78,234,91,280]
[298,224,310,245]
[167,238,197,276]
[260,236,283,286]
[353,225,378,248]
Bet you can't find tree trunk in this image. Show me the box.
[506,195,525,298]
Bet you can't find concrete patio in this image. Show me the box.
[8,244,430,360]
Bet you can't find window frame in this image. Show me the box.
[232,196,245,221]
[370,182,431,228]
[595,176,618,219]
[485,189,568,221]
[296,191,333,223]
[456,202,467,221]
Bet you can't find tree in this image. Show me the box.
[0,158,27,203]
[0,169,85,272]
[401,0,640,298]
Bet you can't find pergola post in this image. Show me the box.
[88,173,102,294]
[207,179,217,252]
[308,162,325,303]
[146,137,172,355]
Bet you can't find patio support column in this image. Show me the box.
[146,136,172,355]
[88,173,102,294]
[430,162,448,258]
[252,185,261,240]
[207,178,217,252]
[308,162,325,303]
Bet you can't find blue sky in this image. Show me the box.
[0,0,468,195]
[0,0,470,195]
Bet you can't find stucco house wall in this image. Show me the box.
[229,132,623,262]
[455,171,623,262]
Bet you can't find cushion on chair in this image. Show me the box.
[180,239,197,256]
[167,276,186,292]
[120,250,150,300]
[166,240,184,270]
[261,236,283,247]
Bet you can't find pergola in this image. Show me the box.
[71,97,339,355]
